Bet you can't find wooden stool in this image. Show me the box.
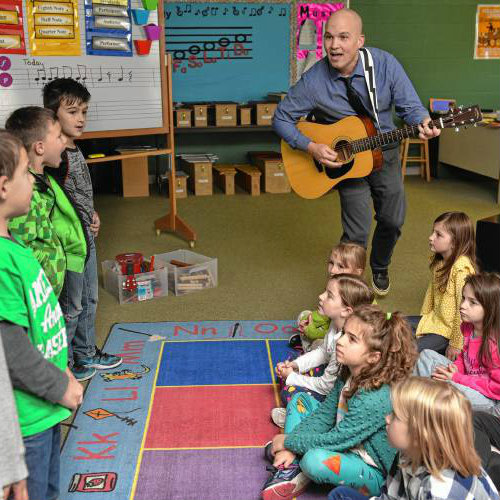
[213,164,237,195]
[400,138,431,182]
[235,164,261,196]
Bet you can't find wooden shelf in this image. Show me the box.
[86,148,173,164]
[175,125,275,134]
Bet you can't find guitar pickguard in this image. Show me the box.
[314,159,355,180]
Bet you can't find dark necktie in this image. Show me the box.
[341,77,369,117]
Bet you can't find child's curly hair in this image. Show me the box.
[339,304,418,398]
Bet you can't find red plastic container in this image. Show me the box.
[115,253,143,275]
[134,39,152,55]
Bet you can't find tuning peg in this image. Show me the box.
[455,127,460,132]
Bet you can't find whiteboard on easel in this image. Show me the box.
[0,0,167,135]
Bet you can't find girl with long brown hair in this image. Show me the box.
[415,272,500,413]
[262,305,417,500]
[416,211,476,359]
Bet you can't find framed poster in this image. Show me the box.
[474,4,500,59]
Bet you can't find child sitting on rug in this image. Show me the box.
[263,305,417,500]
[271,274,374,428]
[415,211,477,358]
[290,242,366,352]
[415,273,500,414]
[329,377,499,500]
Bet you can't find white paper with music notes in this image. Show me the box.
[0,0,163,132]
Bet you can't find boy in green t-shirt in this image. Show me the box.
[6,106,87,300]
[0,130,83,500]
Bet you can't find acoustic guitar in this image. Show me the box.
[281,105,482,199]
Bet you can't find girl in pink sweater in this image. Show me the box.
[415,273,500,413]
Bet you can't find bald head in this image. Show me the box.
[323,8,365,76]
[326,8,363,37]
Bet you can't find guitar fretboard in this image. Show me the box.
[351,120,440,154]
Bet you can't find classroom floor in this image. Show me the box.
[92,168,499,351]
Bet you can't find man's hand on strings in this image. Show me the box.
[418,117,441,141]
[307,142,342,168]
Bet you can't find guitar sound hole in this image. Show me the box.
[334,140,353,163]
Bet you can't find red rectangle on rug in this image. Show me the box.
[145,385,278,449]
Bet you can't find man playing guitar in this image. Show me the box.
[273,8,440,296]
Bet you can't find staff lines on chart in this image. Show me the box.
[165,26,253,61]
[3,65,161,91]
[86,99,162,122]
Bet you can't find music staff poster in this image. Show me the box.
[295,2,343,82]
[165,2,290,102]
[0,0,165,132]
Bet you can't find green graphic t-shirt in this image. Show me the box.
[0,236,70,437]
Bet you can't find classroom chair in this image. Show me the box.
[400,138,431,182]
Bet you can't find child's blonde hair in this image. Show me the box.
[464,272,500,365]
[339,304,417,398]
[431,211,477,291]
[392,377,481,478]
[330,242,366,275]
[330,273,374,309]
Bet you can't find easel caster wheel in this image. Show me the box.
[189,240,195,248]
[156,229,161,236]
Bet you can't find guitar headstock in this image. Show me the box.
[437,105,483,131]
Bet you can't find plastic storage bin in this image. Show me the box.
[131,9,150,25]
[154,250,217,296]
[102,260,168,304]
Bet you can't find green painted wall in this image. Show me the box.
[176,0,500,162]
[353,0,499,110]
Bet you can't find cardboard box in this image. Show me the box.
[192,104,208,127]
[239,106,252,126]
[249,151,291,193]
[175,108,192,128]
[102,260,168,304]
[213,164,236,195]
[215,103,237,127]
[155,250,218,296]
[235,163,261,196]
[180,159,213,196]
[159,171,188,199]
[251,102,277,126]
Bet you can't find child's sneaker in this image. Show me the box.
[261,464,310,500]
[71,364,96,382]
[271,407,287,428]
[77,347,123,370]
[288,333,303,350]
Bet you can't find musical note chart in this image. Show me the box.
[0,0,164,132]
[165,2,290,102]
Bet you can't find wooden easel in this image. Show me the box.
[85,0,196,247]
[154,54,197,247]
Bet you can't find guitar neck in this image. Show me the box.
[352,118,442,154]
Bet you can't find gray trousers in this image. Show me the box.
[338,146,405,273]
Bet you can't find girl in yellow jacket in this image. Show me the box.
[416,211,477,360]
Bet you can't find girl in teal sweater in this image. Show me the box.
[262,305,418,500]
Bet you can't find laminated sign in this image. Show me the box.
[85,0,132,56]
[27,0,81,55]
[0,0,26,54]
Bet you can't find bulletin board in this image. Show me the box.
[164,0,292,102]
[0,0,169,137]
